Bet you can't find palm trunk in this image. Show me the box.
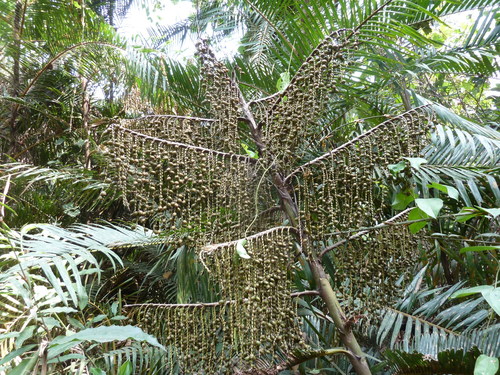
[81,77,91,169]
[8,0,23,155]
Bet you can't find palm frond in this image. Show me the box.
[414,93,500,139]
[379,347,481,375]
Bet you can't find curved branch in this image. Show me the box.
[267,28,351,116]
[200,226,297,254]
[320,208,411,258]
[319,210,479,258]
[271,348,357,374]
[112,124,256,163]
[124,290,319,309]
[126,114,217,123]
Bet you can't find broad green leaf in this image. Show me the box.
[392,191,416,210]
[456,207,480,223]
[408,207,429,234]
[451,285,493,299]
[110,315,128,321]
[474,354,499,375]
[90,314,108,324]
[236,239,251,259]
[427,182,459,200]
[47,353,85,364]
[277,71,291,92]
[0,345,37,366]
[118,360,133,375]
[460,245,500,253]
[48,325,165,359]
[62,203,80,218]
[241,143,258,159]
[0,332,21,340]
[8,354,38,375]
[67,317,85,330]
[404,157,428,169]
[415,198,443,219]
[15,326,36,349]
[388,161,406,175]
[482,289,500,316]
[90,369,106,375]
[481,208,500,219]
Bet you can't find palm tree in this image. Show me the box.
[1,0,499,374]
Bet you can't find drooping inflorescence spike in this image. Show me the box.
[103,123,270,244]
[121,114,218,149]
[263,29,358,167]
[196,40,242,154]
[294,107,432,237]
[333,222,417,315]
[126,227,307,374]
[293,107,433,312]
[129,303,222,374]
[200,226,307,370]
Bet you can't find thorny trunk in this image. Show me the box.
[242,95,372,375]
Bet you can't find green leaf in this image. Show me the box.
[90,369,106,375]
[241,143,258,159]
[118,361,133,375]
[392,191,416,210]
[236,239,251,259]
[481,208,500,219]
[8,355,38,375]
[455,207,480,222]
[0,345,37,366]
[474,354,499,375]
[48,325,165,359]
[62,203,80,218]
[482,288,500,316]
[388,161,406,175]
[89,314,108,324]
[403,157,428,169]
[277,71,291,92]
[415,198,443,219]
[15,326,36,349]
[408,207,429,234]
[67,317,85,330]
[451,285,493,299]
[460,245,500,253]
[427,182,459,200]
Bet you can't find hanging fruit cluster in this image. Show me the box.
[295,108,432,312]
[263,29,358,167]
[297,108,431,236]
[127,227,306,374]
[123,114,217,149]
[333,224,418,315]
[196,39,242,154]
[200,226,307,371]
[130,303,222,374]
[103,124,259,244]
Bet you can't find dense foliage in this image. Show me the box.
[0,0,499,374]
